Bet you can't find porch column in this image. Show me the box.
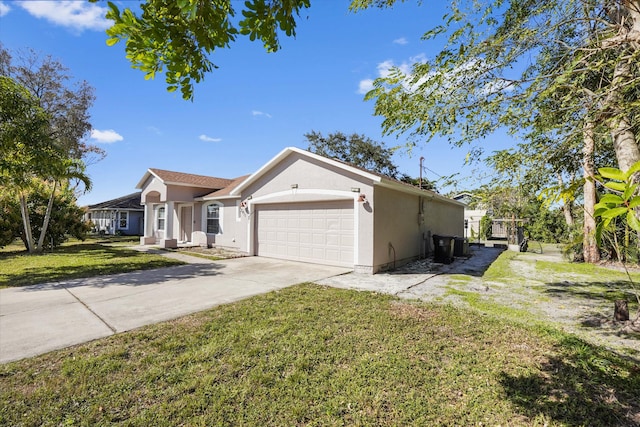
[140,203,155,245]
[160,201,177,248]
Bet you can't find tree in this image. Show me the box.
[0,180,91,250]
[355,0,639,263]
[0,47,97,253]
[104,0,311,100]
[305,131,401,179]
[398,174,436,191]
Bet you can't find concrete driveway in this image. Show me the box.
[0,256,350,364]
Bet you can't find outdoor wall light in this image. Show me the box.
[351,187,360,193]
[358,194,367,203]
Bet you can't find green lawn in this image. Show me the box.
[0,239,184,288]
[1,284,639,426]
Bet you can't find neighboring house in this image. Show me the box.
[85,192,144,235]
[137,147,464,273]
[453,192,487,240]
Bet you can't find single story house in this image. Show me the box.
[137,147,464,273]
[453,192,487,240]
[85,192,144,235]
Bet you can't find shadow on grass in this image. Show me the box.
[544,280,637,304]
[500,335,640,426]
[1,243,222,289]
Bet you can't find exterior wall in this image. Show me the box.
[140,176,166,203]
[199,200,244,249]
[87,209,144,235]
[238,153,375,267]
[242,153,373,199]
[464,209,486,240]
[424,196,465,241]
[372,186,429,273]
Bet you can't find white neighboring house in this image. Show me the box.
[453,193,487,240]
[84,192,144,236]
[137,147,465,273]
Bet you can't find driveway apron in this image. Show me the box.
[0,256,350,363]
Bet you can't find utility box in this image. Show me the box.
[433,235,455,264]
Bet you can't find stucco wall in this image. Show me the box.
[424,197,465,239]
[239,152,375,262]
[372,186,429,272]
[199,200,244,249]
[242,153,373,199]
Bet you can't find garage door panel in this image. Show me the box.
[256,201,354,268]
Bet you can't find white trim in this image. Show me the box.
[156,205,166,231]
[202,201,223,235]
[117,211,129,230]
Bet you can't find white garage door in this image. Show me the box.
[256,200,354,267]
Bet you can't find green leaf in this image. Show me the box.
[627,210,640,232]
[598,193,623,205]
[624,160,640,180]
[600,206,628,219]
[106,38,120,47]
[604,181,626,192]
[623,183,638,202]
[598,167,625,181]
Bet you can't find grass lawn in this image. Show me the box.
[1,284,639,426]
[0,238,184,288]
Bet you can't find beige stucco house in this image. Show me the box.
[137,147,464,273]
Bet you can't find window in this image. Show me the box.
[157,206,166,230]
[118,211,128,229]
[206,204,220,234]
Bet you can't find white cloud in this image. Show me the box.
[147,126,163,136]
[90,129,123,143]
[199,134,222,142]
[252,110,272,119]
[0,1,11,17]
[18,1,110,32]
[357,79,374,95]
[393,37,408,45]
[357,54,429,94]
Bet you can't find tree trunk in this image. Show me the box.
[583,120,600,263]
[614,299,629,321]
[18,192,35,253]
[604,10,640,173]
[556,173,575,227]
[36,180,58,252]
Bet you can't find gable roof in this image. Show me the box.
[136,168,234,190]
[230,147,464,207]
[199,175,251,200]
[87,192,143,210]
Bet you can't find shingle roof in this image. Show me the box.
[149,168,234,189]
[88,193,143,210]
[201,175,251,199]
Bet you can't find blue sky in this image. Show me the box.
[1,1,512,206]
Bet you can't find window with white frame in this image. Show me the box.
[157,206,166,230]
[206,204,220,234]
[118,211,128,229]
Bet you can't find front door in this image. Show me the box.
[180,206,193,242]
